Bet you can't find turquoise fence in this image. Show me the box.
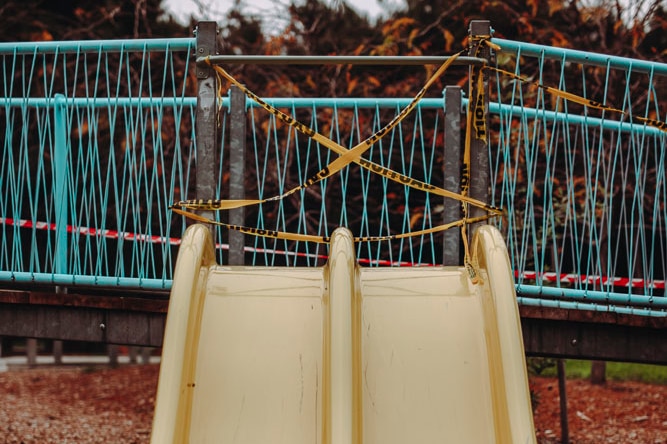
[0,38,196,289]
[234,96,461,268]
[489,38,666,315]
[0,31,665,316]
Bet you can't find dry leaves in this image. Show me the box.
[1,365,666,443]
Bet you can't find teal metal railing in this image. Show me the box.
[1,38,196,289]
[490,37,666,315]
[237,97,455,268]
[1,33,665,317]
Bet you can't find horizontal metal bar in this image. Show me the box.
[493,38,667,76]
[249,98,663,136]
[247,97,447,109]
[2,271,664,318]
[517,284,667,311]
[0,97,197,108]
[3,94,659,138]
[199,55,487,66]
[518,296,667,318]
[0,38,195,55]
[0,271,172,291]
[489,102,666,136]
[1,96,443,110]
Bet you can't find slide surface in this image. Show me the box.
[151,224,536,443]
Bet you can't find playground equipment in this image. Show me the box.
[1,23,665,434]
[1,27,665,316]
[151,223,535,443]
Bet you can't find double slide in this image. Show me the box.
[151,224,535,443]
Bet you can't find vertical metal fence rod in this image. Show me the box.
[54,94,69,365]
[557,359,570,443]
[228,86,246,265]
[443,86,462,265]
[195,22,219,244]
[468,20,492,232]
[54,94,68,276]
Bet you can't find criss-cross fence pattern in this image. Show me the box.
[232,95,463,267]
[0,38,197,289]
[1,30,665,317]
[490,38,667,316]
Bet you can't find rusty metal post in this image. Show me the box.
[467,20,493,233]
[228,86,246,265]
[195,22,219,245]
[557,359,570,443]
[443,86,462,265]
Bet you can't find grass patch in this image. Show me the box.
[605,362,667,384]
[527,358,667,385]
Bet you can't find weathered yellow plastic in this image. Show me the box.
[151,224,536,443]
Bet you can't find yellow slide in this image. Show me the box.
[151,224,536,443]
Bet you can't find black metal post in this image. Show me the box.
[557,359,570,443]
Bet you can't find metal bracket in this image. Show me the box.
[196,21,217,79]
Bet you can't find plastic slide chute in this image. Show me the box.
[151,224,536,443]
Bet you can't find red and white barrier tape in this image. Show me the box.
[1,217,182,246]
[0,217,417,266]
[516,271,665,290]
[4,217,662,281]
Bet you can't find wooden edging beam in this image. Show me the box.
[1,290,666,364]
[520,306,667,365]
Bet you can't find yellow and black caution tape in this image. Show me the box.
[175,53,461,210]
[174,51,500,216]
[459,36,494,283]
[481,41,667,134]
[172,205,495,244]
[171,49,502,279]
[170,39,666,273]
